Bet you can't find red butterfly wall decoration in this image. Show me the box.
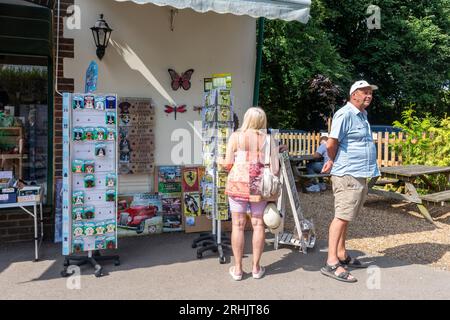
[168,68,194,91]
[165,105,186,120]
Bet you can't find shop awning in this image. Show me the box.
[114,0,311,23]
[0,0,52,57]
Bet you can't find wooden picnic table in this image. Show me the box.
[289,155,316,179]
[289,155,330,192]
[368,165,450,224]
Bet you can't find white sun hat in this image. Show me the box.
[263,203,283,234]
[349,80,378,95]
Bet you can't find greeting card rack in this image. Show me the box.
[193,88,234,264]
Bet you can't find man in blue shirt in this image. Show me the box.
[320,80,380,283]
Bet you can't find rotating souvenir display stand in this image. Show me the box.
[192,88,234,264]
[61,93,120,278]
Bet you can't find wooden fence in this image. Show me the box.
[275,131,405,167]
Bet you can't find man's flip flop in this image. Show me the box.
[320,263,357,283]
[339,255,367,268]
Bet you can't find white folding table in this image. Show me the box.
[0,199,44,261]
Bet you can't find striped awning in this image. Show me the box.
[114,0,311,23]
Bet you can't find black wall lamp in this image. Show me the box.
[90,14,113,60]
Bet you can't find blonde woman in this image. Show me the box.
[220,107,279,281]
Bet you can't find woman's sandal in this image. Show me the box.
[320,262,357,283]
[252,266,265,279]
[339,255,367,268]
[229,266,243,281]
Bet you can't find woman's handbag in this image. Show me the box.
[260,134,281,201]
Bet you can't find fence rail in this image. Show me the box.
[275,131,405,167]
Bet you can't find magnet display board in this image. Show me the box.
[62,93,118,255]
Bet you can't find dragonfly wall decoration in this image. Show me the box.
[165,105,187,120]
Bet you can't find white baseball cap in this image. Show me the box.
[349,80,378,95]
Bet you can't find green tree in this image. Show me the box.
[260,0,450,128]
[260,0,351,130]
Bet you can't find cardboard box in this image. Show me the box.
[17,195,40,202]
[183,214,213,233]
[183,214,252,233]
[15,186,41,202]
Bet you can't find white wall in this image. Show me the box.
[64,0,256,192]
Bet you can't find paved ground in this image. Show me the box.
[0,232,449,300]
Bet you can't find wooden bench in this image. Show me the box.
[420,190,450,206]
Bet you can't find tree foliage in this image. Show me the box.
[260,0,450,130]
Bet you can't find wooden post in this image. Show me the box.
[384,132,389,167]
[377,132,382,167]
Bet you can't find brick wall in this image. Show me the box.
[0,0,74,243]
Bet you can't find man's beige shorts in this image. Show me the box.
[331,175,368,222]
